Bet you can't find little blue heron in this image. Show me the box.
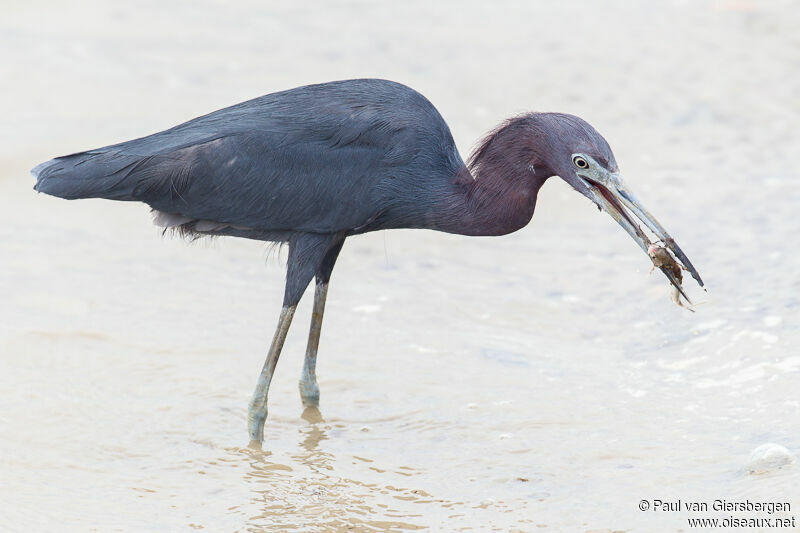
[32,78,703,445]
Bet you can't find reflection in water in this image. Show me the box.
[299,406,327,452]
[233,411,432,532]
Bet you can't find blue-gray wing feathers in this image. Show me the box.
[32,79,462,236]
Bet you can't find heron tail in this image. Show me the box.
[32,150,146,201]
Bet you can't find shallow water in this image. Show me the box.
[2,1,799,531]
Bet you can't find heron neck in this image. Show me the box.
[434,165,548,236]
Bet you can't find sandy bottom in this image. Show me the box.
[1,1,799,531]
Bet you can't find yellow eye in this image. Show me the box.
[573,156,589,169]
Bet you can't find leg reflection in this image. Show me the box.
[299,406,327,452]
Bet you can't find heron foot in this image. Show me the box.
[248,402,268,444]
[298,377,320,407]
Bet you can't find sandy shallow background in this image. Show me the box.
[2,1,799,531]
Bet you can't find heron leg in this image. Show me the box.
[247,233,344,447]
[248,305,296,445]
[299,281,328,406]
[298,239,344,407]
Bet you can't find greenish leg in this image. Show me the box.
[299,281,328,407]
[248,305,296,447]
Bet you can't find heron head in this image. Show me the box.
[530,113,704,295]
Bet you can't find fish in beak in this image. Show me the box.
[569,154,704,302]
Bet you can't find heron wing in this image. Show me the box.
[34,102,415,234]
[33,79,461,234]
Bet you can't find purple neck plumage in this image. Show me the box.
[432,124,551,237]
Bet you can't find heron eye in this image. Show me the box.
[573,156,589,169]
